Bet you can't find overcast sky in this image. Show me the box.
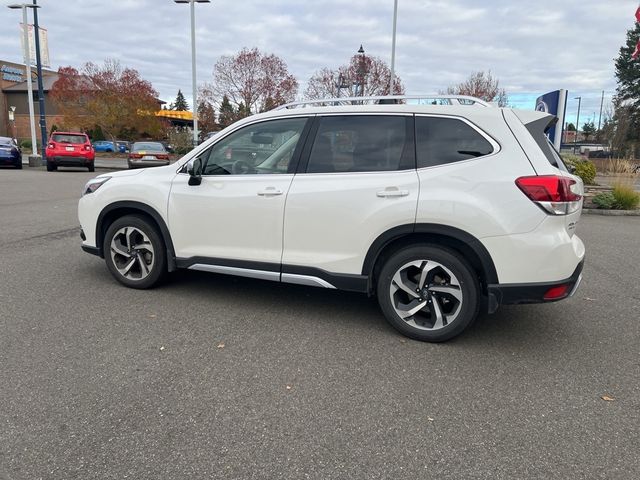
[1,0,638,127]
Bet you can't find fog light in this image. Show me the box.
[543,284,569,300]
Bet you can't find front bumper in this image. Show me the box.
[488,259,584,307]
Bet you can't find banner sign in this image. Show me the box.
[20,23,51,68]
[535,89,567,149]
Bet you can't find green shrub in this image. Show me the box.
[561,153,582,169]
[573,160,597,185]
[592,192,616,209]
[612,185,640,210]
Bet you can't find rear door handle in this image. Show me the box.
[257,187,283,197]
[377,188,409,198]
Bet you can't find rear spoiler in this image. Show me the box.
[512,110,563,168]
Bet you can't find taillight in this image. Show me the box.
[515,175,582,215]
[84,144,91,151]
[48,142,55,149]
[129,153,142,159]
[157,154,169,160]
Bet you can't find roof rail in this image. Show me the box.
[274,94,492,110]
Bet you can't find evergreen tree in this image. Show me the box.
[218,95,235,129]
[582,121,596,142]
[613,21,640,147]
[173,89,190,111]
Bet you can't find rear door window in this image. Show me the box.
[305,115,414,173]
[415,116,494,168]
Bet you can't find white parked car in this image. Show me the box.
[78,95,585,342]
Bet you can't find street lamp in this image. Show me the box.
[357,44,366,98]
[174,0,210,146]
[574,96,582,154]
[8,3,40,158]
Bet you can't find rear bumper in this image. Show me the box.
[48,155,94,166]
[488,259,584,307]
[128,159,170,168]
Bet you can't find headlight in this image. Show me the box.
[82,177,110,196]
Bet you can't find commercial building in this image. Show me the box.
[0,59,63,143]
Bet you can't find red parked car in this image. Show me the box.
[45,132,95,172]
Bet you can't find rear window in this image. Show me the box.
[52,134,87,144]
[0,138,13,146]
[415,116,494,168]
[132,142,165,152]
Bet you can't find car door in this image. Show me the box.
[281,114,419,287]
[168,116,311,271]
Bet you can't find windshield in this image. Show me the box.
[132,142,165,152]
[53,134,87,144]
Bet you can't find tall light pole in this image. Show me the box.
[574,96,582,154]
[389,0,398,95]
[597,90,605,132]
[32,0,47,152]
[174,0,210,146]
[8,3,39,157]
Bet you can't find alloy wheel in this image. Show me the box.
[109,227,155,281]
[389,260,463,331]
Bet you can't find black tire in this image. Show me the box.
[376,245,480,342]
[15,161,22,169]
[46,163,56,172]
[88,162,95,172]
[103,215,166,289]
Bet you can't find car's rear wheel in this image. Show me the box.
[103,215,166,289]
[46,163,56,172]
[376,245,480,342]
[88,162,95,172]
[15,161,22,169]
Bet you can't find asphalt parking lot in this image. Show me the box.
[1,168,639,479]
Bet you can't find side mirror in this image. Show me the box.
[188,157,203,186]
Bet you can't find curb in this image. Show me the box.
[582,208,640,216]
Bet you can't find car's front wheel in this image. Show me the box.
[377,245,480,342]
[103,215,166,289]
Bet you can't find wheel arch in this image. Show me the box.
[363,224,499,295]
[96,201,177,272]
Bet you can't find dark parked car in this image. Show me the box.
[0,136,22,169]
[128,142,170,169]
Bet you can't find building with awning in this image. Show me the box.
[155,109,193,128]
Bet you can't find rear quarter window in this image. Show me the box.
[415,116,494,168]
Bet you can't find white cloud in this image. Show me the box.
[1,0,636,125]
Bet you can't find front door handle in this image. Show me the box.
[377,188,409,198]
[257,187,284,197]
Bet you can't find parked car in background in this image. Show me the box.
[116,141,130,153]
[0,136,22,169]
[45,132,95,172]
[127,141,170,169]
[160,141,174,154]
[93,140,117,153]
[93,140,129,154]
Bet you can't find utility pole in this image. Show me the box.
[573,96,582,154]
[597,90,604,132]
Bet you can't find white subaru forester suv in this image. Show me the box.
[78,95,585,342]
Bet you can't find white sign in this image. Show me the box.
[20,23,50,68]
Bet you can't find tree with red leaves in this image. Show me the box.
[209,47,298,115]
[305,54,405,100]
[50,59,166,140]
